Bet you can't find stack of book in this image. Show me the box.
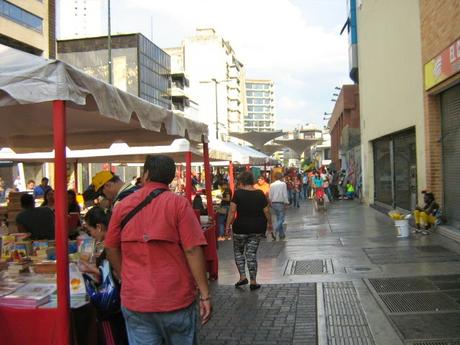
[0,282,56,308]
[0,281,25,297]
[7,260,31,274]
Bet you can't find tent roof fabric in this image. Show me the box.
[228,131,284,150]
[274,138,320,155]
[208,140,271,165]
[0,46,208,152]
[0,139,230,163]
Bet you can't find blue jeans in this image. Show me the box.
[217,213,227,237]
[121,302,198,345]
[271,203,286,237]
[292,191,300,207]
[302,184,308,200]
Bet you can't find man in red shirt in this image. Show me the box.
[105,155,211,345]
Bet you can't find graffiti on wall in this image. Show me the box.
[342,145,362,189]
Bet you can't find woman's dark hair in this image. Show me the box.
[41,189,53,206]
[237,171,255,186]
[143,155,176,184]
[85,206,111,229]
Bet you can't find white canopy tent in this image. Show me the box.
[0,45,210,345]
[208,140,271,166]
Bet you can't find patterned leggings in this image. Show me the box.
[233,233,263,281]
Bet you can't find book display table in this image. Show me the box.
[0,303,97,345]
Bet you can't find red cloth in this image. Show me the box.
[0,307,58,344]
[315,188,325,199]
[105,182,207,313]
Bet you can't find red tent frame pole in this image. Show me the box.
[202,142,214,218]
[53,100,70,345]
[229,161,235,194]
[185,151,192,202]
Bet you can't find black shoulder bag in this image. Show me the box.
[120,188,167,230]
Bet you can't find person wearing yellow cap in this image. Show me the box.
[83,171,138,207]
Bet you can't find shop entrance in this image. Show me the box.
[441,83,460,228]
[373,128,417,211]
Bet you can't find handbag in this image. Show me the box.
[83,259,121,320]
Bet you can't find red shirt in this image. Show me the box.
[105,181,207,312]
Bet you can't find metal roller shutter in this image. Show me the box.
[441,83,460,228]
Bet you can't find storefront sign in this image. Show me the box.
[425,37,460,90]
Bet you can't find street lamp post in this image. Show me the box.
[212,78,218,140]
[200,78,230,140]
[107,0,112,84]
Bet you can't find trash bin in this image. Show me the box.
[395,219,409,238]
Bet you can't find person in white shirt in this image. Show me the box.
[269,172,290,240]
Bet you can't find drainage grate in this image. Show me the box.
[369,277,437,293]
[410,341,460,345]
[363,246,460,265]
[292,260,324,274]
[416,246,455,253]
[390,313,460,340]
[380,292,460,313]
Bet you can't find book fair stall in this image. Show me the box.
[0,46,212,345]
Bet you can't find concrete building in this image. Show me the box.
[57,0,104,39]
[245,80,275,132]
[167,28,245,141]
[57,33,171,109]
[420,0,460,231]
[164,46,199,119]
[356,0,425,211]
[0,0,56,58]
[328,84,360,181]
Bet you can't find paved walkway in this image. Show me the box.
[200,199,460,345]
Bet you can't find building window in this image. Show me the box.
[0,0,43,32]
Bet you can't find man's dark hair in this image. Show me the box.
[237,171,255,186]
[143,155,176,184]
[85,206,111,229]
[108,175,122,184]
[41,177,49,183]
[20,194,35,209]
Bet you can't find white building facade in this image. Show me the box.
[168,28,245,141]
[244,80,275,132]
[57,0,104,39]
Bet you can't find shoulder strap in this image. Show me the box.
[120,188,167,230]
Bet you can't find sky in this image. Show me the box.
[61,0,352,131]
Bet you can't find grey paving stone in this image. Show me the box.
[199,283,317,345]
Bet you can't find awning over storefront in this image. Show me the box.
[0,45,208,152]
[261,144,283,155]
[228,131,284,150]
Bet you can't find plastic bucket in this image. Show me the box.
[395,219,409,238]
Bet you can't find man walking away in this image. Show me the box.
[105,155,211,345]
[269,172,290,240]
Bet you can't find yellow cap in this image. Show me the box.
[91,171,114,192]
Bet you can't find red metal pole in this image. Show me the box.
[73,161,78,192]
[53,100,70,345]
[202,142,214,219]
[185,151,192,202]
[229,161,235,194]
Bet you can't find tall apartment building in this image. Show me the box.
[57,33,171,109]
[57,0,104,39]
[244,80,275,132]
[164,46,199,119]
[0,0,56,58]
[167,28,245,141]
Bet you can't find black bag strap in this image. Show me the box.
[120,188,167,230]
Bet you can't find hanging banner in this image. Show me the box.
[424,37,460,90]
